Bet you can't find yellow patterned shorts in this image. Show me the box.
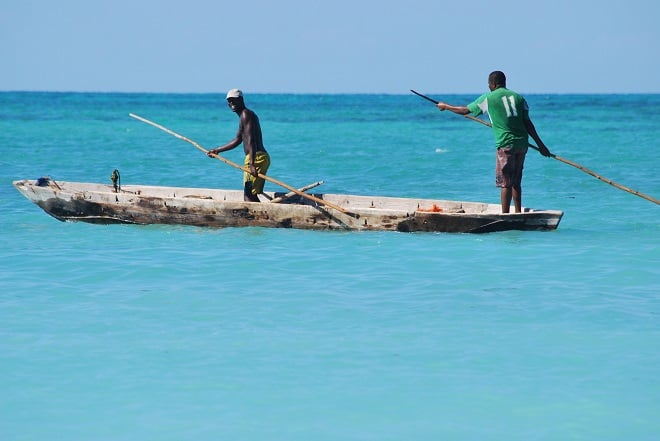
[244,151,271,195]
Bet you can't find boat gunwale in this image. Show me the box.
[12,179,564,232]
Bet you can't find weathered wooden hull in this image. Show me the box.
[13,179,563,233]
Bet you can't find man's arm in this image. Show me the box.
[207,127,242,156]
[524,118,553,157]
[436,102,471,115]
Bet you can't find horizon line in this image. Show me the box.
[2,89,660,96]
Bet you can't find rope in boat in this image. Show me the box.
[36,176,62,190]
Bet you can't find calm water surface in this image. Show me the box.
[1,92,659,440]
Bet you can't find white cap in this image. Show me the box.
[226,89,243,99]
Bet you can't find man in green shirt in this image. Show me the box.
[436,71,552,213]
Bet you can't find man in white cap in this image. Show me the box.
[207,89,270,202]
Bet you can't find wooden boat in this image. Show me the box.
[13,177,563,233]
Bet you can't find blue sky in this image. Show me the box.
[2,0,659,94]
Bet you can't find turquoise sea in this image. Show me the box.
[1,92,659,440]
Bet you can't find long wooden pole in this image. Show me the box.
[129,114,350,213]
[411,90,659,205]
[270,181,323,203]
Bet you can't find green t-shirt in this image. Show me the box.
[467,87,530,149]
